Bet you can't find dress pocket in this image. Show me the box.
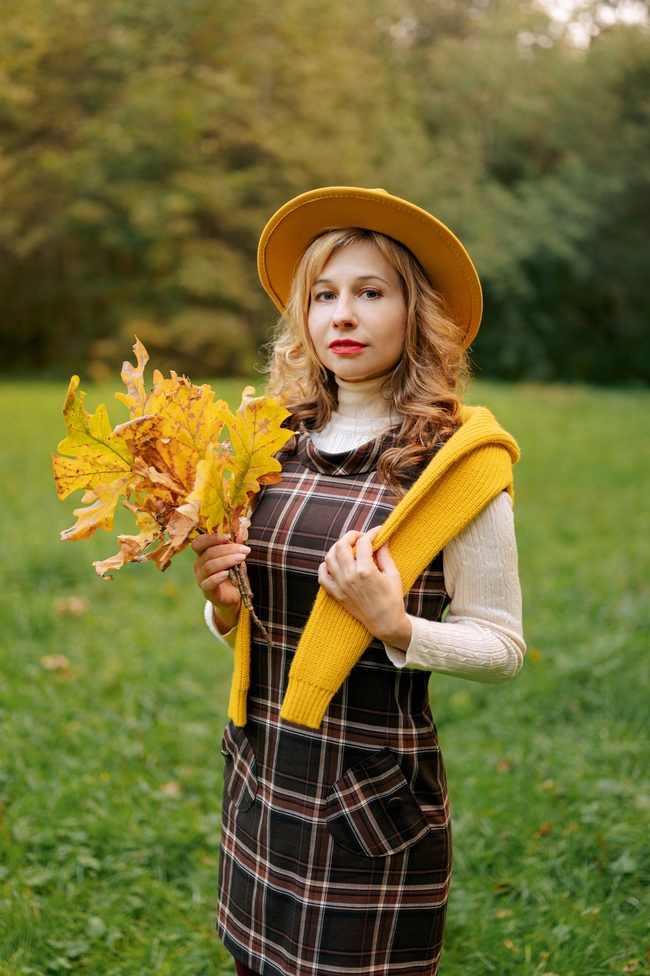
[221,722,258,813]
[325,748,430,857]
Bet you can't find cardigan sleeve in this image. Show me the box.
[384,492,525,682]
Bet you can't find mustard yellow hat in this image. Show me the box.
[257,186,482,348]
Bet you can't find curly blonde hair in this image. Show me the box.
[265,228,469,492]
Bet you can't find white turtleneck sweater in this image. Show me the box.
[206,375,525,682]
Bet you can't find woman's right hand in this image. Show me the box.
[192,534,250,634]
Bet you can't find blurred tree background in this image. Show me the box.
[1,0,649,383]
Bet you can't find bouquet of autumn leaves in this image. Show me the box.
[52,339,293,642]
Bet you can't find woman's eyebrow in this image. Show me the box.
[312,274,390,286]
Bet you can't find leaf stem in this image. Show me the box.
[228,563,273,650]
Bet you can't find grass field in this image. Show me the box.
[0,379,649,976]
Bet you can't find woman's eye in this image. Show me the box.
[315,291,336,301]
[361,289,381,299]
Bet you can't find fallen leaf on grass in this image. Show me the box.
[40,655,70,671]
[86,916,106,938]
[610,852,637,874]
[496,758,513,773]
[49,956,73,970]
[46,939,89,959]
[159,781,181,795]
[535,821,553,838]
[621,962,640,972]
[496,909,513,918]
[53,596,89,615]
[503,939,516,950]
[23,868,56,888]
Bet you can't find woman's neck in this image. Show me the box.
[308,374,398,453]
[334,374,393,421]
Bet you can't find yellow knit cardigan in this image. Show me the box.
[228,405,520,730]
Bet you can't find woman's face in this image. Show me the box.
[307,240,407,383]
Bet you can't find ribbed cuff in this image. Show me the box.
[280,680,334,729]
[228,687,249,728]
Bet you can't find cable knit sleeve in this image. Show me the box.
[384,492,525,682]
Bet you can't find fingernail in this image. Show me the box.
[239,546,251,554]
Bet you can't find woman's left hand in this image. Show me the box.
[318,525,412,650]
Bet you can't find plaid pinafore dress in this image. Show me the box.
[217,433,452,976]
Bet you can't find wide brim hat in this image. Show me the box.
[257,186,482,348]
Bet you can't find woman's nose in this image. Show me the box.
[331,294,357,328]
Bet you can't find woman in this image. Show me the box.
[192,187,525,976]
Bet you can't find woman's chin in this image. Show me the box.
[337,369,392,385]
[326,358,394,384]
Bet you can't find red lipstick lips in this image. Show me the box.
[329,339,367,354]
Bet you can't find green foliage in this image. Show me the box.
[1,379,649,975]
[0,0,649,382]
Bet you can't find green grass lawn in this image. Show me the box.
[1,378,649,976]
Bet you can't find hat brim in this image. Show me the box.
[257,186,482,349]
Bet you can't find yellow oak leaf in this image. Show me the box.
[93,512,163,578]
[165,382,228,456]
[114,341,197,425]
[188,445,230,536]
[139,538,191,572]
[114,337,150,418]
[53,376,132,500]
[115,344,227,494]
[163,497,202,564]
[147,541,174,571]
[114,415,185,500]
[52,451,133,501]
[154,382,227,493]
[130,457,179,493]
[117,339,224,437]
[61,473,134,541]
[114,414,165,457]
[217,387,293,512]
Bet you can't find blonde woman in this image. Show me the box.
[192,187,525,976]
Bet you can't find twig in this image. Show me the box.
[228,563,273,649]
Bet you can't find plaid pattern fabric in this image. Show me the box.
[218,435,452,976]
